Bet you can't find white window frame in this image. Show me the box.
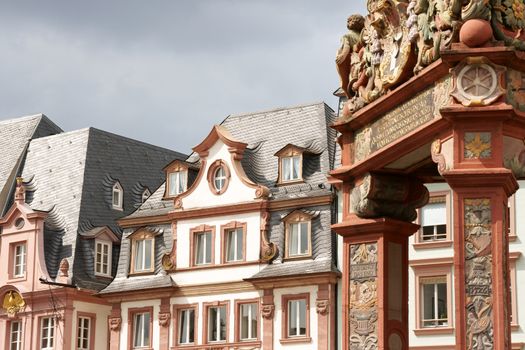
[94,240,112,277]
[10,320,22,350]
[239,303,257,341]
[287,222,310,257]
[112,182,123,210]
[168,171,187,196]
[225,228,243,262]
[133,312,150,349]
[213,167,227,192]
[13,243,26,278]
[195,231,212,265]
[420,276,449,328]
[208,305,227,342]
[77,316,91,350]
[287,299,307,337]
[133,238,154,273]
[420,201,447,242]
[178,308,195,345]
[281,155,302,182]
[40,317,55,350]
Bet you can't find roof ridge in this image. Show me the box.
[225,100,327,120]
[0,113,45,125]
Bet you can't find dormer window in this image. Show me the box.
[141,188,151,203]
[282,155,301,182]
[283,210,313,260]
[214,167,227,191]
[112,182,123,210]
[168,171,187,196]
[95,240,112,277]
[275,145,304,184]
[130,230,156,274]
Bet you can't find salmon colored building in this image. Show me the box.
[0,115,185,350]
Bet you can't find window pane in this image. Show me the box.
[292,156,300,179]
[179,171,187,193]
[219,306,226,341]
[169,172,178,196]
[179,309,195,344]
[300,223,309,254]
[144,239,152,270]
[205,233,212,264]
[283,158,291,181]
[135,241,144,271]
[208,307,217,341]
[437,283,448,325]
[236,229,243,260]
[196,234,203,264]
[288,300,297,336]
[298,299,306,335]
[423,283,435,321]
[289,224,299,256]
[134,314,143,347]
[143,313,150,346]
[240,303,257,340]
[227,230,236,262]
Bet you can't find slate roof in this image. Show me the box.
[18,125,186,291]
[112,102,340,290]
[127,101,337,218]
[0,114,62,215]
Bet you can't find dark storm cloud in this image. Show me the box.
[0,1,366,151]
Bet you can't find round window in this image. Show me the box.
[214,166,227,192]
[15,218,25,229]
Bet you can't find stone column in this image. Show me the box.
[108,303,122,350]
[333,173,427,350]
[158,297,171,350]
[437,92,518,349]
[261,289,274,350]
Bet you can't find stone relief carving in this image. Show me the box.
[158,312,171,327]
[59,258,69,277]
[451,57,506,107]
[349,243,378,350]
[108,317,122,331]
[431,139,448,174]
[464,132,492,159]
[336,1,525,117]
[316,300,330,315]
[261,304,275,320]
[351,173,429,221]
[503,136,525,179]
[464,198,494,349]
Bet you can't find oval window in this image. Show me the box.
[214,166,227,192]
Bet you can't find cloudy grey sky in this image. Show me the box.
[0,1,366,152]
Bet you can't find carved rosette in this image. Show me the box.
[350,173,429,222]
[464,199,494,349]
[108,317,122,332]
[349,243,378,349]
[261,304,275,320]
[451,57,506,107]
[158,312,171,327]
[316,300,330,315]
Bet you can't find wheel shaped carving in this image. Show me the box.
[458,64,497,101]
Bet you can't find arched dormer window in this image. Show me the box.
[275,145,305,184]
[112,182,123,210]
[141,188,151,203]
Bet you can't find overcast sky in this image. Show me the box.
[0,1,367,153]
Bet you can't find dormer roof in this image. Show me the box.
[192,125,248,158]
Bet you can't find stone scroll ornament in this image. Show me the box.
[336,0,525,119]
[349,243,379,350]
[464,199,494,350]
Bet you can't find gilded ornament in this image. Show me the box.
[2,291,26,317]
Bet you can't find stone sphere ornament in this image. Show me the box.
[460,19,493,47]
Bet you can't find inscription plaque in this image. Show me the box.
[354,77,451,162]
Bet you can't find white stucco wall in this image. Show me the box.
[273,285,319,350]
[182,140,258,209]
[72,301,111,350]
[176,211,261,270]
[119,299,161,350]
